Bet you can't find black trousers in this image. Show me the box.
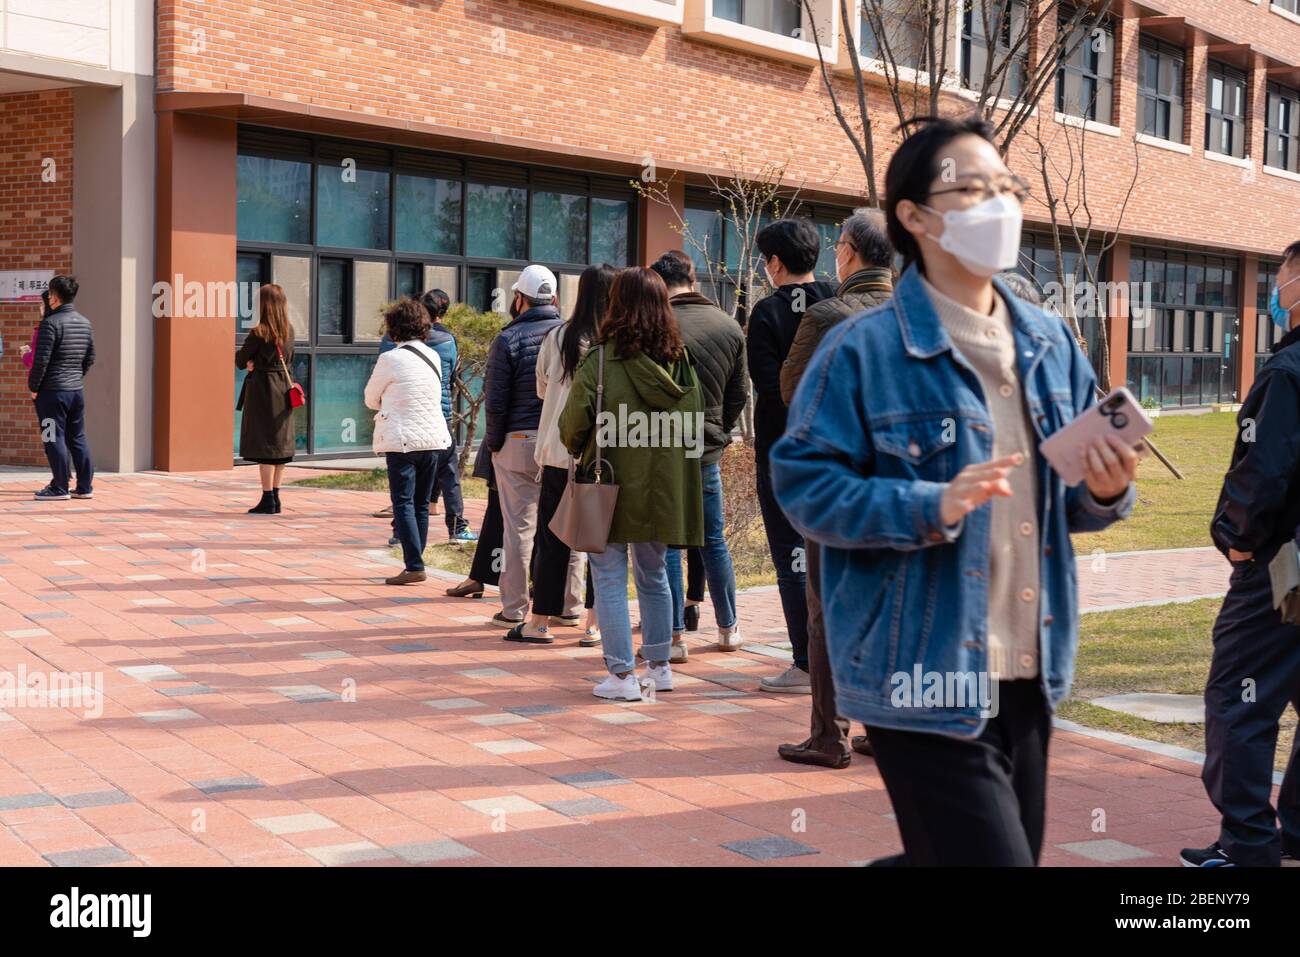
[867,680,1051,866]
[432,440,467,534]
[531,465,577,617]
[468,487,505,587]
[1203,559,1300,866]
[755,456,809,670]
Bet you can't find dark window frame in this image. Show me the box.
[1265,82,1300,173]
[961,0,1029,99]
[713,0,802,39]
[1055,11,1115,124]
[1205,61,1248,159]
[1137,37,1186,143]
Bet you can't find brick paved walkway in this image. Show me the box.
[0,470,1232,867]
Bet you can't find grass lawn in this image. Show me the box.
[1060,599,1295,771]
[1073,411,1237,554]
[294,468,488,501]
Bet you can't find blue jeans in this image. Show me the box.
[666,462,736,633]
[386,450,436,571]
[589,541,671,675]
[34,389,93,495]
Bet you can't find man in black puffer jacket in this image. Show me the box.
[485,264,564,628]
[27,275,95,501]
[651,250,747,663]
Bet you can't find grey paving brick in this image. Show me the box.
[156,684,215,697]
[390,839,480,863]
[58,789,133,809]
[138,708,202,723]
[361,615,402,624]
[0,792,57,811]
[551,770,628,789]
[543,797,625,817]
[722,836,819,861]
[385,642,435,653]
[503,704,565,716]
[44,846,133,867]
[304,841,394,866]
[26,611,68,620]
[1057,839,1156,863]
[192,776,264,795]
[172,615,217,626]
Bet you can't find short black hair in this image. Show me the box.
[420,288,450,320]
[885,115,996,269]
[48,275,79,303]
[649,250,696,289]
[385,297,431,343]
[1283,241,1300,263]
[756,218,821,275]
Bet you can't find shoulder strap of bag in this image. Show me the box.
[400,342,441,383]
[275,342,293,382]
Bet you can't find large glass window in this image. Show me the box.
[1206,62,1247,159]
[961,0,1028,99]
[235,130,638,460]
[316,164,390,249]
[236,156,311,244]
[395,174,462,255]
[1274,1,1300,13]
[1127,247,1239,407]
[1266,83,1300,173]
[714,0,800,37]
[466,184,527,260]
[1138,38,1185,143]
[531,191,588,265]
[1056,12,1114,124]
[1017,233,1105,372]
[860,5,927,69]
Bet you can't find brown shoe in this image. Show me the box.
[372,504,394,518]
[851,734,874,757]
[385,569,427,585]
[444,578,484,598]
[777,741,851,769]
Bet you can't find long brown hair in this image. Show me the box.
[598,268,683,365]
[252,283,292,346]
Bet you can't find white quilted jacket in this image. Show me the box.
[364,341,452,454]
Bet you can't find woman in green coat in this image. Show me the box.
[559,267,704,701]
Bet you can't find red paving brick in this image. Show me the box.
[0,468,1240,866]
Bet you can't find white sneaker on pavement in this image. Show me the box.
[642,662,673,693]
[759,665,811,694]
[593,673,643,701]
[717,626,743,652]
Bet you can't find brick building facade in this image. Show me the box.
[2,1,1299,470]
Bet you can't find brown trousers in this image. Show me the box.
[806,541,851,755]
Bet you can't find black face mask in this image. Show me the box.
[509,297,523,321]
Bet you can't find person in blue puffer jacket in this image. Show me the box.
[378,289,475,542]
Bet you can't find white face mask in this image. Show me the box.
[920,193,1024,278]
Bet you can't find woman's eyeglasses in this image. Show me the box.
[928,175,1031,205]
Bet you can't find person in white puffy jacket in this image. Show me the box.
[364,298,451,585]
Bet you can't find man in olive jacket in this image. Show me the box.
[651,251,747,660]
[776,209,895,769]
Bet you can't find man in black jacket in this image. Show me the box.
[1182,241,1300,868]
[485,265,564,628]
[651,250,747,662]
[747,219,835,680]
[27,275,95,501]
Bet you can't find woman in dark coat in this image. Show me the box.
[236,282,298,513]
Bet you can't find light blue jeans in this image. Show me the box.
[666,461,737,633]
[588,541,672,675]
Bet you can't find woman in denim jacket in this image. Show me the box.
[770,117,1140,866]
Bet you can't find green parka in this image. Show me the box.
[558,343,705,548]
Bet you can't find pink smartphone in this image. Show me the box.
[1039,386,1152,487]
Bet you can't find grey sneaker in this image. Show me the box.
[669,639,688,664]
[717,626,743,652]
[759,665,811,694]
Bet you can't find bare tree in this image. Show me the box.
[800,0,1116,203]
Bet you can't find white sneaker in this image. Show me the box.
[717,626,743,651]
[579,627,602,647]
[593,673,643,701]
[642,662,673,693]
[759,665,811,694]
[669,638,688,664]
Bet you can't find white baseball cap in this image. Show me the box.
[512,264,558,302]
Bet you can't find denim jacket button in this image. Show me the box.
[1020,587,1036,602]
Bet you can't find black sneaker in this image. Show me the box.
[71,489,93,499]
[490,613,524,629]
[33,485,70,501]
[1180,842,1237,867]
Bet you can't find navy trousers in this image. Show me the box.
[34,389,93,495]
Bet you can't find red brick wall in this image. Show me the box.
[0,90,74,467]
[155,1,1300,253]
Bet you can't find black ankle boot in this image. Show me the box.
[271,488,282,514]
[248,491,276,514]
[684,604,700,632]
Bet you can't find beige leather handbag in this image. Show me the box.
[548,345,620,554]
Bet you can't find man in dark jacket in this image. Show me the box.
[651,250,747,662]
[485,264,564,628]
[1183,241,1300,868]
[747,219,835,676]
[28,275,95,501]
[774,209,895,767]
